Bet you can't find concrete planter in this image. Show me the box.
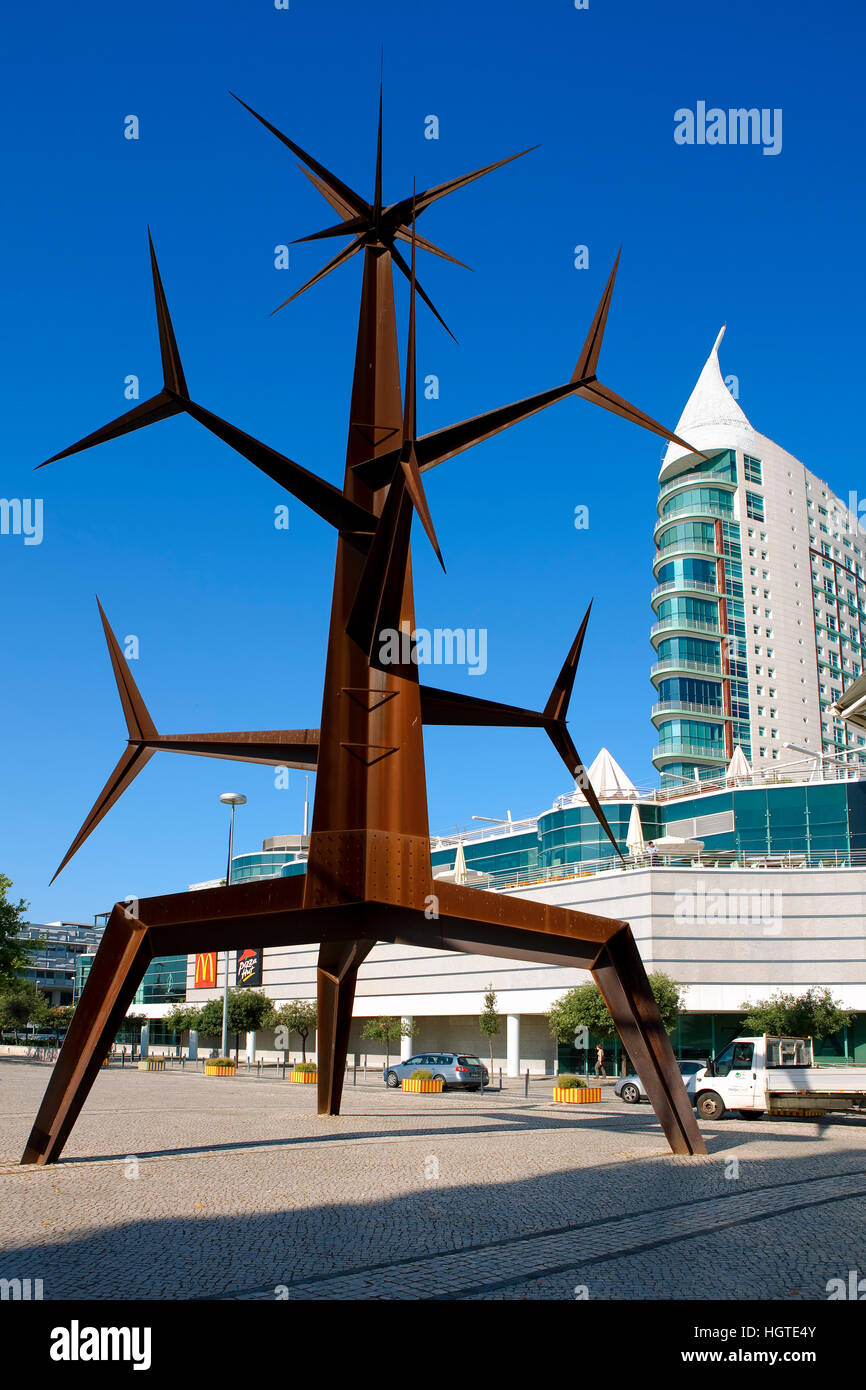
[204,1061,236,1077]
[137,1058,165,1073]
[553,1086,602,1103]
[402,1078,444,1094]
[290,1070,317,1084]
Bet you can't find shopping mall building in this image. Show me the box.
[97,330,866,1073]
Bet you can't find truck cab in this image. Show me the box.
[693,1035,866,1121]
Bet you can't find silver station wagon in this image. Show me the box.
[384,1052,488,1091]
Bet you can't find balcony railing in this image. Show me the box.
[651,580,719,604]
[485,846,866,892]
[657,471,736,502]
[654,540,719,565]
[654,742,727,761]
[651,658,726,679]
[652,701,729,719]
[655,510,734,546]
[651,618,721,639]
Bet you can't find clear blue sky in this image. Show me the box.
[2,0,864,923]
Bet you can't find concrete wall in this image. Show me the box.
[182,865,866,1027]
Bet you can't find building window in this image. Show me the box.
[744,455,762,483]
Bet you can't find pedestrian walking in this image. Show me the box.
[594,1043,606,1078]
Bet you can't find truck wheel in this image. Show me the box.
[697,1091,726,1120]
[739,1109,764,1119]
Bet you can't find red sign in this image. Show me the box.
[194,952,217,989]
[236,947,262,988]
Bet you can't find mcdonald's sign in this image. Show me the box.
[194,952,217,989]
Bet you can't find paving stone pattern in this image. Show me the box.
[1,1061,864,1301]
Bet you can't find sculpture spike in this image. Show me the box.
[544,601,593,723]
[571,251,620,383]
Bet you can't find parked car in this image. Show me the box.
[384,1052,489,1091]
[614,1059,706,1104]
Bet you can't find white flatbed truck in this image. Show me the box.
[693,1035,866,1120]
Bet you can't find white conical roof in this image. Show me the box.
[575,748,636,801]
[660,326,755,476]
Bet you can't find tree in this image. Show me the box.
[197,989,275,1059]
[547,972,685,1048]
[0,874,40,989]
[163,1003,202,1037]
[740,987,855,1041]
[274,1000,317,1062]
[48,1005,75,1031]
[360,1016,413,1069]
[0,983,52,1034]
[479,984,500,1078]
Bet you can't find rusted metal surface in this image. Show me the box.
[23,86,707,1164]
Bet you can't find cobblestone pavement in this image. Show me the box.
[1,1060,864,1301]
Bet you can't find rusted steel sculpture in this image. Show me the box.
[22,89,706,1163]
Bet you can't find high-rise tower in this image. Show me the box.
[651,328,866,784]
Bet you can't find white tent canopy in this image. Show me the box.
[651,836,705,856]
[572,748,637,802]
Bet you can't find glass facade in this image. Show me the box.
[653,450,746,781]
[431,830,539,878]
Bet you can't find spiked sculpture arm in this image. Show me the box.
[418,604,622,861]
[181,400,376,534]
[353,381,579,490]
[37,232,377,537]
[353,251,704,490]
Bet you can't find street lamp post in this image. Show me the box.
[219,792,247,1057]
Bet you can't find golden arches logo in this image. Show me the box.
[194,952,217,988]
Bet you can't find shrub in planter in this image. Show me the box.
[204,1057,237,1077]
[402,1068,442,1094]
[553,1073,601,1104]
[291,1061,318,1084]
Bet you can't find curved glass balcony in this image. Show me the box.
[657,470,737,503]
[653,741,727,763]
[651,658,726,681]
[651,579,719,607]
[653,540,719,572]
[654,505,731,543]
[651,700,729,722]
[651,617,721,642]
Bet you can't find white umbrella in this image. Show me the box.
[626,803,645,856]
[726,746,752,782]
[453,840,469,886]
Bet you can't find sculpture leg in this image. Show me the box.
[592,926,706,1156]
[21,904,152,1165]
[380,884,707,1158]
[316,936,375,1116]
